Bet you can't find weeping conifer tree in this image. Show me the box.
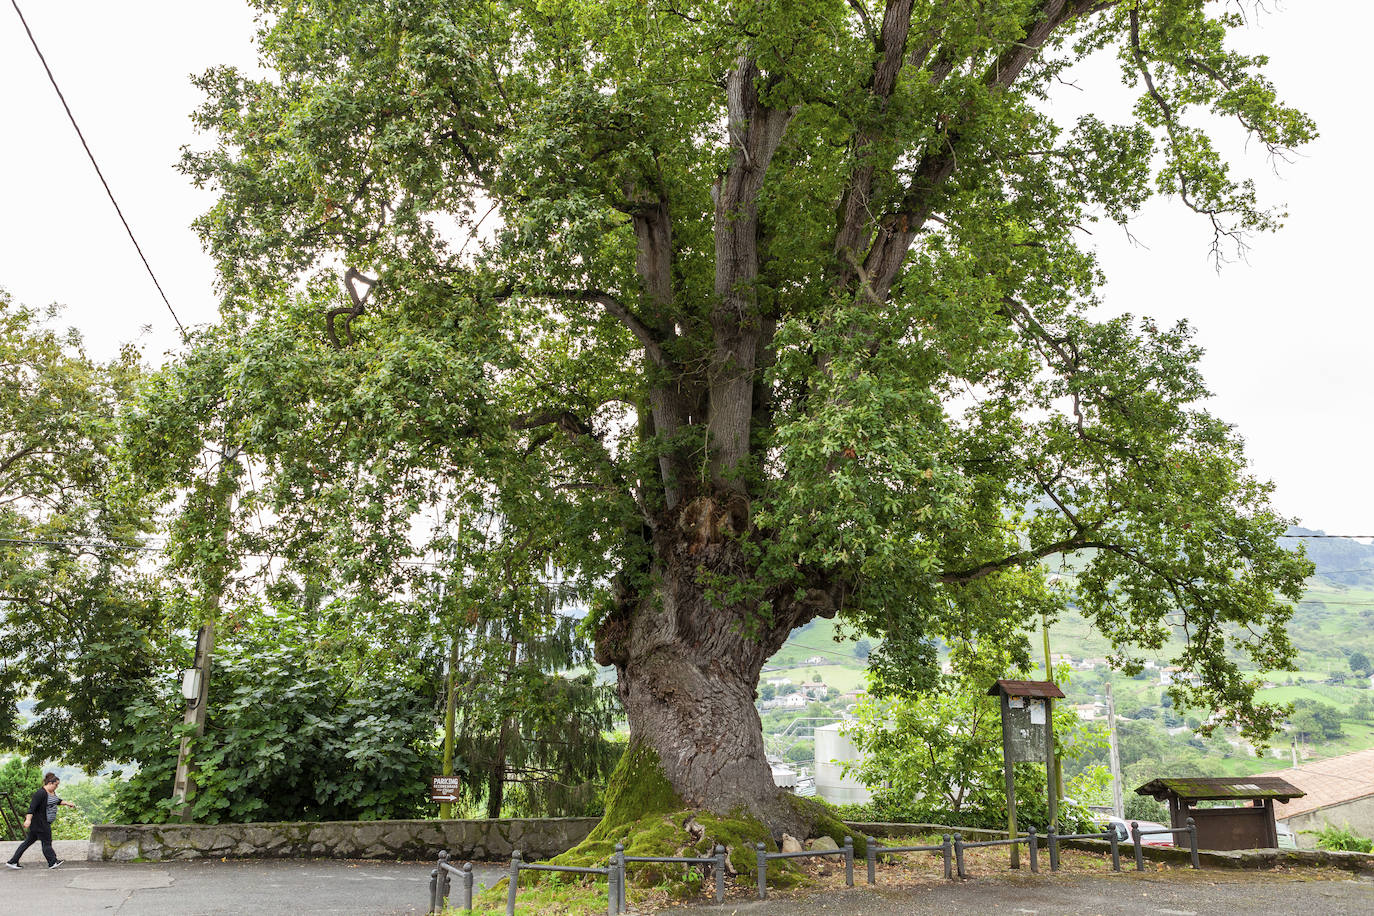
[443,576,621,819]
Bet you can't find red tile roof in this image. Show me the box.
[1258,747,1374,818]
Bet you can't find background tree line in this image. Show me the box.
[0,292,620,824]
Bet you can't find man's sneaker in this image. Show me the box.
[47,860,63,869]
[4,862,20,869]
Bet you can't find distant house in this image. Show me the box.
[1261,748,1374,849]
[1074,703,1103,721]
[780,693,808,709]
[765,677,792,688]
[803,655,826,666]
[798,682,830,698]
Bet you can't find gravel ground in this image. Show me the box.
[661,869,1374,916]
[637,842,1374,916]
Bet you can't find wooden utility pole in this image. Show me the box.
[1041,611,1064,799]
[1106,682,1124,819]
[171,443,238,821]
[172,623,214,816]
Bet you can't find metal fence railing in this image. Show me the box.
[1132,818,1200,870]
[1047,828,1124,872]
[864,834,953,882]
[427,820,1192,912]
[953,832,1041,876]
[611,842,728,912]
[607,840,725,911]
[755,836,855,900]
[429,853,473,913]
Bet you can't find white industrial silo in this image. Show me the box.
[813,722,873,805]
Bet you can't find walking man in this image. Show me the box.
[6,772,76,869]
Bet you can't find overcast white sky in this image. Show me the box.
[2,1,1370,534]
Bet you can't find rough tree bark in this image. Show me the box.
[595,501,844,832]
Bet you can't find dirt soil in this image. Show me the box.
[636,839,1374,915]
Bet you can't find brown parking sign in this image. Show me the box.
[430,775,461,803]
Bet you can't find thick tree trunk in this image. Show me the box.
[596,496,833,832]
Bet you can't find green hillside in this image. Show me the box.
[756,535,1374,784]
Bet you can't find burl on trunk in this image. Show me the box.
[595,495,840,827]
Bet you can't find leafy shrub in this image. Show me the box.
[108,604,439,824]
[1124,793,1169,823]
[1310,823,1373,853]
[842,655,1104,835]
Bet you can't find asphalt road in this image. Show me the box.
[668,870,1374,916]
[0,854,508,916]
[1,843,1369,915]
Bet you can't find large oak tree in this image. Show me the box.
[173,0,1313,831]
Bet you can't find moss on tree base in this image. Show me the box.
[471,739,866,909]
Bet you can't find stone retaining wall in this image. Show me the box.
[89,817,599,863]
[89,816,1374,876]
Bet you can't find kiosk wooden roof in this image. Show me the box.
[1136,777,1305,803]
[985,679,1065,699]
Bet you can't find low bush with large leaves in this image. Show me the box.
[842,644,1104,834]
[109,603,440,824]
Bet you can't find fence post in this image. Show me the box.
[714,845,726,905]
[506,850,522,916]
[954,833,966,879]
[843,836,854,887]
[438,851,451,906]
[462,862,474,912]
[607,859,619,916]
[756,843,768,900]
[942,834,952,880]
[865,834,876,885]
[1131,822,1144,872]
[429,868,439,915]
[1028,830,1038,874]
[615,842,627,914]
[1187,817,1199,869]
[1108,829,1121,872]
[1048,826,1059,872]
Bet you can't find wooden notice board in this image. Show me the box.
[1004,696,1050,762]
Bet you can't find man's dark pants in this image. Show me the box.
[7,823,57,866]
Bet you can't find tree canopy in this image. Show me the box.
[165,0,1314,824]
[0,292,165,768]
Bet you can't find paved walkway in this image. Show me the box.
[0,841,507,916]
[3,842,1370,914]
[1,838,91,866]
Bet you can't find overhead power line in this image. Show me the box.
[9,0,189,342]
[1281,534,1374,539]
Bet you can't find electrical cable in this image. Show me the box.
[1281,535,1374,539]
[8,0,189,342]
